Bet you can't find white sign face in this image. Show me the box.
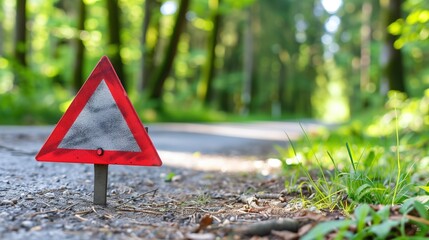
[58,80,141,152]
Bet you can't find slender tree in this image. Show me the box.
[137,0,155,90]
[106,0,126,89]
[149,0,190,101]
[13,0,27,88]
[360,2,372,92]
[14,0,26,67]
[72,0,86,92]
[0,1,4,56]
[241,6,254,115]
[139,0,153,91]
[197,0,222,105]
[381,0,406,93]
[140,0,161,91]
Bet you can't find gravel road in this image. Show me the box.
[0,122,321,239]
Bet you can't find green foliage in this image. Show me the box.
[303,199,429,239]
[279,91,429,211]
[2,0,429,123]
[388,0,429,48]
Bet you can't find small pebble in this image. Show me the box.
[44,193,55,199]
[62,190,69,196]
[172,175,182,182]
[25,195,35,200]
[35,214,49,219]
[30,226,42,231]
[21,220,34,228]
[144,178,154,186]
[1,200,14,205]
[309,206,317,212]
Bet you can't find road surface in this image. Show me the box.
[0,121,321,172]
[0,121,323,239]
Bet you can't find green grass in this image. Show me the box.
[277,91,429,238]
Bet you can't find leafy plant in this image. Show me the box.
[303,199,429,239]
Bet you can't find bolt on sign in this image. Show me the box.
[36,56,162,205]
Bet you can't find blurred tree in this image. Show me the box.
[218,14,243,113]
[241,5,254,115]
[0,1,4,56]
[387,0,429,95]
[72,0,86,92]
[140,0,161,91]
[14,0,27,85]
[106,0,126,89]
[381,0,406,93]
[197,0,222,105]
[4,0,429,124]
[360,2,372,94]
[149,0,190,103]
[297,0,323,116]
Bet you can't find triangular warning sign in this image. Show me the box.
[36,56,162,166]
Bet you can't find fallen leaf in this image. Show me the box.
[194,214,213,232]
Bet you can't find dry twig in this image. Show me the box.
[236,218,301,236]
[115,188,158,208]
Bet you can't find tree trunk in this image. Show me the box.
[219,20,242,113]
[140,0,153,91]
[72,0,86,92]
[360,2,372,92]
[106,0,126,89]
[14,0,27,87]
[276,54,286,117]
[381,0,406,93]
[0,4,4,56]
[198,0,221,105]
[349,1,372,113]
[149,0,190,101]
[14,0,26,66]
[141,0,162,92]
[241,6,254,115]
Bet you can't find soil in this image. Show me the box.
[0,125,342,240]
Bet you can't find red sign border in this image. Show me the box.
[36,56,162,166]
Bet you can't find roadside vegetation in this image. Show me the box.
[277,91,429,238]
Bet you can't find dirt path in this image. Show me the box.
[0,122,333,239]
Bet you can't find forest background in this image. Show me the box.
[0,0,428,124]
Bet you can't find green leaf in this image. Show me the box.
[354,204,371,232]
[301,220,353,240]
[363,150,375,169]
[418,186,429,193]
[346,143,356,172]
[369,219,401,239]
[164,172,176,182]
[401,199,417,214]
[413,201,429,220]
[355,184,372,202]
[373,205,390,225]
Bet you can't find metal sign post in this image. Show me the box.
[94,164,108,205]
